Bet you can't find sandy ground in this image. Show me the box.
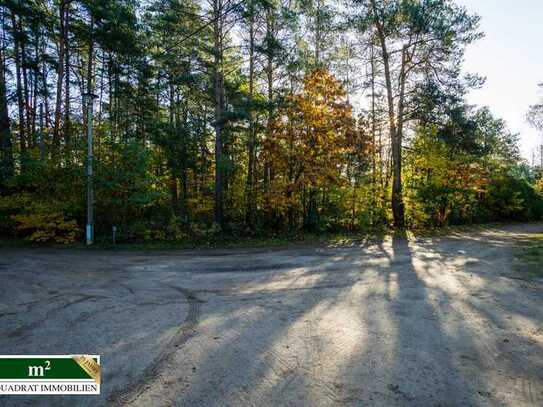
[1,223,542,406]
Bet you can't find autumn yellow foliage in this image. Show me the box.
[13,212,79,244]
[405,129,490,227]
[0,193,79,244]
[263,68,356,226]
[535,178,543,197]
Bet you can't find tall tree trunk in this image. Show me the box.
[0,44,14,191]
[107,53,114,140]
[245,11,256,226]
[213,0,225,228]
[179,95,189,222]
[64,2,71,161]
[41,41,51,129]
[315,0,322,64]
[53,0,66,161]
[168,80,178,212]
[169,170,178,213]
[11,12,26,162]
[393,45,408,227]
[371,0,404,227]
[20,25,31,143]
[97,50,105,125]
[31,34,39,143]
[39,103,45,160]
[370,37,377,223]
[263,6,275,226]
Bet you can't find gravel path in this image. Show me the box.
[1,223,542,406]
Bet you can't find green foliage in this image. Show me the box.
[0,193,78,244]
[477,166,537,222]
[94,142,162,234]
[0,0,541,246]
[406,127,543,228]
[405,128,485,227]
[0,156,85,239]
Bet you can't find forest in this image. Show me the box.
[1,0,542,244]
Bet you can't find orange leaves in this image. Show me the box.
[263,68,355,216]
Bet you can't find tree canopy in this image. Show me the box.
[0,0,541,243]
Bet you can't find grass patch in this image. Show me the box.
[84,230,387,251]
[2,222,536,252]
[0,237,40,249]
[0,232,373,251]
[514,234,543,279]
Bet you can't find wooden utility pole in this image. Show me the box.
[84,92,96,245]
[84,16,96,245]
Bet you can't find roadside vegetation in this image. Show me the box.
[1,0,543,245]
[514,234,543,279]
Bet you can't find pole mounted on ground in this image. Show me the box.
[83,92,98,246]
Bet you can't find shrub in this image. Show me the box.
[0,193,79,244]
[12,212,79,244]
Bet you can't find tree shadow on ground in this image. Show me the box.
[1,225,542,406]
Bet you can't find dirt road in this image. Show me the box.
[1,224,542,406]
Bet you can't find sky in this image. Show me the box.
[457,0,543,161]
